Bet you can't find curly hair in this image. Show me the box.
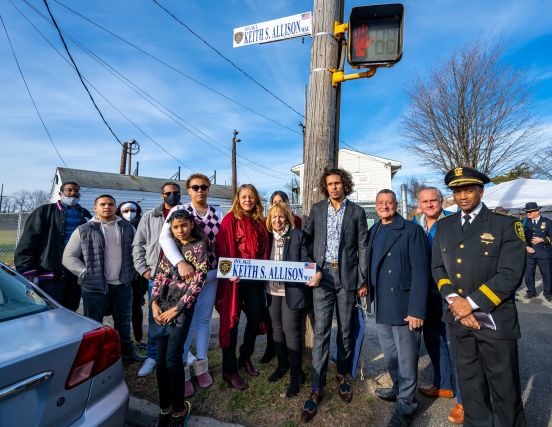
[229,184,265,222]
[318,167,354,198]
[186,173,210,186]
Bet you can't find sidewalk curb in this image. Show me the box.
[126,395,244,427]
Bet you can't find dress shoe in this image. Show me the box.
[417,383,454,398]
[285,371,305,398]
[546,296,552,302]
[267,367,288,382]
[222,372,249,390]
[336,375,353,403]
[447,403,464,424]
[301,389,323,423]
[524,293,536,299]
[238,357,260,376]
[387,410,412,427]
[375,387,397,402]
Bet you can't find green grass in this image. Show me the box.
[0,230,18,265]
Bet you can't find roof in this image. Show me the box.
[291,148,401,175]
[56,167,233,200]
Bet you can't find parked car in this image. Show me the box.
[0,262,128,426]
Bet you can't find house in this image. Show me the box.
[291,148,401,204]
[50,167,234,213]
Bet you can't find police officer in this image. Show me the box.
[431,167,526,427]
[522,202,552,301]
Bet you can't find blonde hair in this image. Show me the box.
[266,203,295,232]
[230,184,265,222]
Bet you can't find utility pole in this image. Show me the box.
[302,0,344,216]
[0,183,4,212]
[119,142,128,174]
[231,130,241,196]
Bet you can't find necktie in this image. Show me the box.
[534,220,538,226]
[462,214,471,232]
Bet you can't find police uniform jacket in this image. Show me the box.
[523,215,552,259]
[431,204,526,339]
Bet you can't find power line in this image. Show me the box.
[52,0,303,137]
[15,0,291,180]
[151,0,304,118]
[42,0,124,146]
[0,13,67,166]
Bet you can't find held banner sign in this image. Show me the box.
[217,257,316,283]
[233,12,312,48]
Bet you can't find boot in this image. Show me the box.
[268,341,289,382]
[192,358,213,389]
[184,365,194,397]
[286,350,304,397]
[260,325,275,364]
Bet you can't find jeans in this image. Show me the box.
[155,305,195,412]
[82,284,133,356]
[183,269,218,362]
[376,323,421,417]
[222,279,264,374]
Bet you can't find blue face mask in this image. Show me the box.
[60,195,79,206]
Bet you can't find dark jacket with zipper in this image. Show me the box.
[14,201,92,276]
[267,228,313,310]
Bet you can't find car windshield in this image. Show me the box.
[0,266,51,322]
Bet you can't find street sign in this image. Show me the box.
[233,12,312,48]
[347,4,404,68]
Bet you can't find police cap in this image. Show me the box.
[444,167,490,188]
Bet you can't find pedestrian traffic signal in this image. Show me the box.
[347,4,404,68]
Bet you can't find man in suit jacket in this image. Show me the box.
[368,189,429,427]
[522,202,552,300]
[432,167,526,427]
[300,167,368,423]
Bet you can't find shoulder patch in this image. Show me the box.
[514,221,526,242]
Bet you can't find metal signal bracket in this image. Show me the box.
[329,67,377,87]
[333,21,349,38]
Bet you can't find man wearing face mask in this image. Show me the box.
[15,181,92,310]
[132,182,183,377]
[117,201,149,352]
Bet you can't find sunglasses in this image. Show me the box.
[163,191,180,196]
[189,185,209,192]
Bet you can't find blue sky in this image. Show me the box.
[1,0,551,199]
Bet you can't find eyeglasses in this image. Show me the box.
[189,185,209,192]
[163,191,180,196]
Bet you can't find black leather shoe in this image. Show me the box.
[268,367,288,382]
[301,389,323,423]
[375,387,397,402]
[387,410,412,427]
[525,293,536,299]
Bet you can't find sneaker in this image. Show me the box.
[170,401,191,427]
[123,349,147,363]
[138,357,157,377]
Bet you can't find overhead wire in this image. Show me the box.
[52,0,303,138]
[151,0,304,118]
[0,13,67,166]
[14,0,194,172]
[42,0,124,146]
[15,0,291,180]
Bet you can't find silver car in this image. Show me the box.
[0,263,129,426]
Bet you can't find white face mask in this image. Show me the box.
[122,211,137,221]
[60,195,79,206]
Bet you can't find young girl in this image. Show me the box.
[151,210,208,427]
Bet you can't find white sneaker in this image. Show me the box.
[137,357,156,377]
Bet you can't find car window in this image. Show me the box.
[0,267,51,322]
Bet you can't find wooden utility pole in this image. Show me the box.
[119,142,128,174]
[302,0,344,216]
[231,130,241,196]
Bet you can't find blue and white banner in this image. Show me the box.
[217,257,316,283]
[233,12,312,48]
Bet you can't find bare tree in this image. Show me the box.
[8,189,50,212]
[405,176,427,202]
[530,144,552,179]
[402,41,539,177]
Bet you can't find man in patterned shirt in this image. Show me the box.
[301,167,368,422]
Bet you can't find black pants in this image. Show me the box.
[268,295,305,376]
[222,280,264,374]
[525,256,552,297]
[131,274,148,342]
[155,305,195,412]
[37,267,81,311]
[451,324,525,427]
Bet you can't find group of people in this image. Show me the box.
[13,165,532,427]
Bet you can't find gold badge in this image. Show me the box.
[480,232,495,245]
[219,259,232,276]
[454,167,463,177]
[514,222,526,243]
[234,32,244,44]
[541,223,546,229]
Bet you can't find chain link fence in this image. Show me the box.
[0,213,30,266]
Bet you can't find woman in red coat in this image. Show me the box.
[215,184,270,390]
